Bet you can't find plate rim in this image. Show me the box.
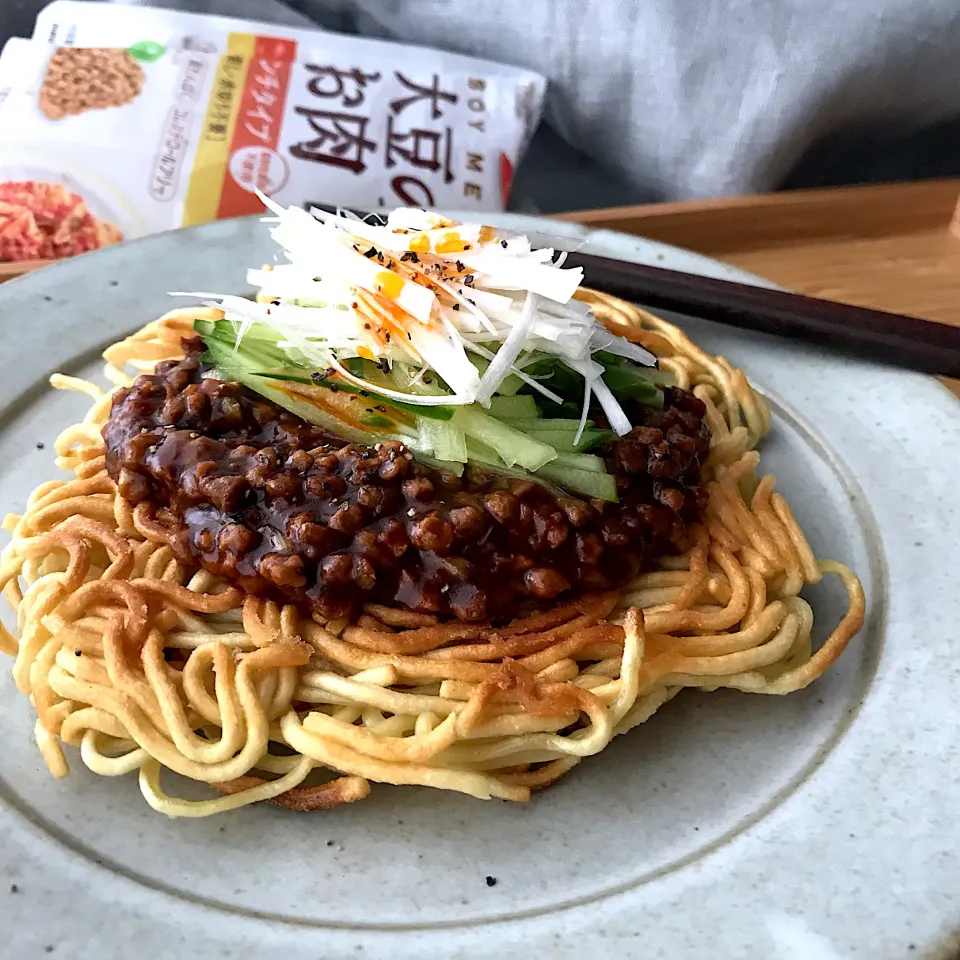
[0,212,957,959]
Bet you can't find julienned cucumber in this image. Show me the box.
[550,452,606,473]
[418,416,468,462]
[487,394,539,419]
[464,440,617,502]
[535,463,617,501]
[451,406,557,472]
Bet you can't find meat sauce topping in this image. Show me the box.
[104,338,710,622]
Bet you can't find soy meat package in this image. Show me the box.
[0,1,546,264]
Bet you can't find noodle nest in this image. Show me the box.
[0,293,865,817]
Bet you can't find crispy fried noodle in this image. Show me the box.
[0,295,865,817]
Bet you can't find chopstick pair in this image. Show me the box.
[559,250,960,380]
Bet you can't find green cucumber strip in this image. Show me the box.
[503,418,614,453]
[202,332,290,368]
[463,440,616,502]
[468,355,522,396]
[596,355,669,404]
[464,438,519,470]
[535,463,617,501]
[549,452,606,473]
[452,407,557,471]
[522,430,608,454]
[201,319,286,346]
[462,441,567,499]
[494,373,523,396]
[488,395,539,419]
[500,417,587,431]
[417,416,467,463]
[596,352,675,387]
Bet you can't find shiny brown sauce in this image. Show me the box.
[104,338,710,622]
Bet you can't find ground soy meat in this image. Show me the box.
[103,337,710,622]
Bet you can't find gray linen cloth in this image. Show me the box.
[4,0,960,210]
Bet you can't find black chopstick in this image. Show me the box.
[563,250,960,379]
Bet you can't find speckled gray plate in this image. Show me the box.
[1,214,958,960]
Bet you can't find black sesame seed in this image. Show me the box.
[455,260,464,272]
[36,442,45,450]
[363,323,371,330]
[452,303,460,311]
[501,240,508,248]
[363,246,378,259]
[310,371,327,382]
[485,876,497,887]
[464,274,475,285]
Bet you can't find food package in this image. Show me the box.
[0,1,546,267]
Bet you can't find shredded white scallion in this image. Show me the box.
[182,196,657,420]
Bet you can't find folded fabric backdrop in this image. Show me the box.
[5,0,959,207]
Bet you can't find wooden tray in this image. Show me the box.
[559,178,960,396]
[0,259,50,281]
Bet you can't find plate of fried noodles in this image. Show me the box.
[0,208,957,959]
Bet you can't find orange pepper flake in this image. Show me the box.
[434,230,465,254]
[357,345,375,360]
[478,225,496,243]
[375,269,405,300]
[409,233,430,253]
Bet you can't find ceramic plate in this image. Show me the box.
[1,214,958,960]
